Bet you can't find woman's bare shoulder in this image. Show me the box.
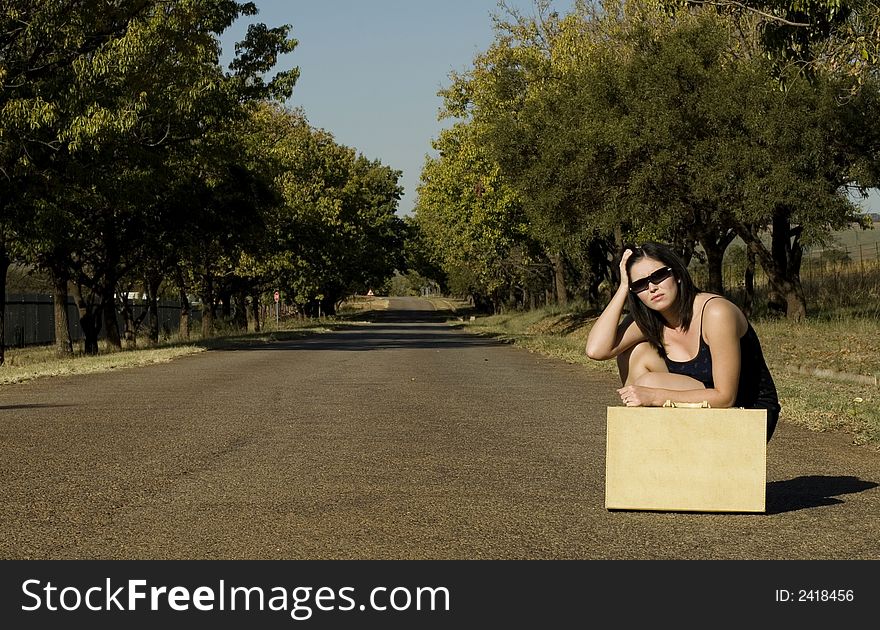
[699,294,747,335]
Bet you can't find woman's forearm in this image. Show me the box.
[585,286,629,360]
[645,387,736,408]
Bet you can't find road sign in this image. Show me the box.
[274,291,280,303]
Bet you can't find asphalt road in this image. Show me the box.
[1,296,878,559]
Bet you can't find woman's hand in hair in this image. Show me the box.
[618,248,633,290]
[585,247,646,361]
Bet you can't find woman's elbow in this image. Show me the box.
[585,343,609,361]
[715,391,737,408]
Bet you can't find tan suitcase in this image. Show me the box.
[604,406,767,513]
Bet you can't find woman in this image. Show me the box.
[585,242,780,440]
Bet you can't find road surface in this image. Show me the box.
[1,297,878,559]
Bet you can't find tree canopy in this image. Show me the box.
[415,0,880,319]
[1,1,406,357]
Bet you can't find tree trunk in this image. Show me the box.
[250,292,261,332]
[767,212,788,316]
[145,274,162,345]
[51,269,73,357]
[72,283,101,355]
[201,302,214,337]
[102,284,122,350]
[200,273,215,338]
[763,273,807,322]
[175,267,190,339]
[697,227,735,296]
[550,252,568,307]
[771,212,806,320]
[234,290,248,331]
[320,294,337,317]
[0,246,9,366]
[742,246,756,318]
[219,288,232,320]
[704,247,724,295]
[734,216,807,322]
[43,245,74,355]
[119,292,137,349]
[586,237,613,309]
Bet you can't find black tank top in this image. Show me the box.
[663,296,780,415]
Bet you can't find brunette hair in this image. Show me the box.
[624,242,701,358]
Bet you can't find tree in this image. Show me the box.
[1,1,297,354]
[415,122,538,311]
[238,103,405,317]
[666,0,880,87]
[1,1,156,360]
[721,71,880,319]
[399,216,448,294]
[440,1,713,303]
[439,0,880,319]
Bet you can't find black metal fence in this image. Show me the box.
[3,294,201,348]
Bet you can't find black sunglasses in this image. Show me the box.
[629,266,674,293]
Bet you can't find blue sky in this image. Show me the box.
[219,1,880,218]
[218,0,570,216]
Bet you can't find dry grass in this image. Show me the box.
[338,295,390,312]
[0,317,342,386]
[424,296,472,313]
[774,374,878,447]
[752,318,880,378]
[0,344,206,385]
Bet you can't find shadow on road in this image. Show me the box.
[214,323,503,352]
[0,404,75,411]
[341,307,470,325]
[205,304,502,352]
[766,475,879,514]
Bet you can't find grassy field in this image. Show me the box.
[462,305,880,450]
[812,219,880,260]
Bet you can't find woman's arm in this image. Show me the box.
[701,299,743,408]
[585,290,646,360]
[586,249,646,360]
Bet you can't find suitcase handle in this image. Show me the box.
[662,400,711,408]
